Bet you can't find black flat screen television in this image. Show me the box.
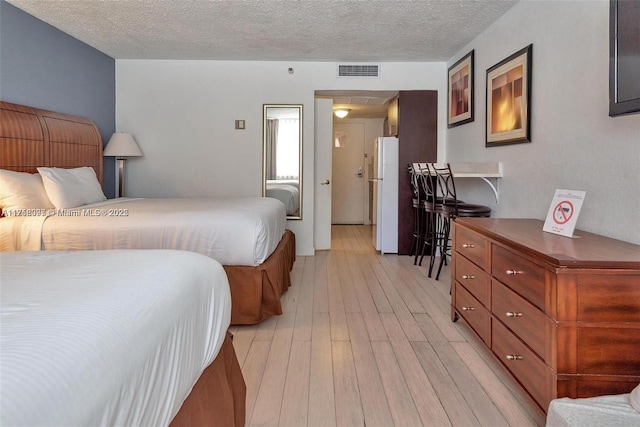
[609,0,640,116]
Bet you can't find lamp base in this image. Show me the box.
[116,158,126,198]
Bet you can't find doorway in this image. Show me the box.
[332,123,366,224]
[314,90,397,248]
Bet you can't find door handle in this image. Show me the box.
[355,166,364,178]
[321,179,331,185]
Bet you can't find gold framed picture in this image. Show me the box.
[486,44,532,146]
[448,50,474,128]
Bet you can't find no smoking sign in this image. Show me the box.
[543,190,586,237]
[553,200,574,224]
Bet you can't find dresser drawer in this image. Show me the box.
[454,283,491,345]
[455,255,490,307]
[454,225,489,271]
[492,280,550,361]
[563,273,640,322]
[555,327,640,376]
[492,245,547,310]
[492,320,553,409]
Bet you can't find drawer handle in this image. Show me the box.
[461,275,475,280]
[505,269,522,275]
[461,306,475,311]
[462,244,475,248]
[505,354,523,361]
[505,311,523,318]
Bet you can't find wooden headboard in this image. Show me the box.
[0,101,103,183]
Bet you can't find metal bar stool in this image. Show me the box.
[408,164,424,263]
[417,164,466,277]
[431,163,491,280]
[416,164,441,276]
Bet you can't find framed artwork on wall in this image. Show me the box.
[609,0,640,116]
[486,44,533,147]
[448,50,474,128]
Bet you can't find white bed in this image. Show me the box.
[0,249,239,426]
[266,183,299,216]
[1,196,286,266]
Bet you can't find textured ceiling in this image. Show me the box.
[7,0,517,118]
[7,0,517,62]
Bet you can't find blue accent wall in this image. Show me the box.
[0,1,116,197]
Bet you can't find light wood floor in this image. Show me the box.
[230,225,546,427]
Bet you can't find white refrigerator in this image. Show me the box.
[370,136,399,254]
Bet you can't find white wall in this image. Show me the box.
[446,0,640,244]
[116,61,446,255]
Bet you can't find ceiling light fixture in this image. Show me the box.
[334,108,351,119]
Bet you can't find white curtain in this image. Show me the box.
[266,119,278,180]
[275,119,299,179]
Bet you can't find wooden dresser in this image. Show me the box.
[451,218,640,412]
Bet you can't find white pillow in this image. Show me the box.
[37,167,106,209]
[631,383,640,413]
[0,169,54,214]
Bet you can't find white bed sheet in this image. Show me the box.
[0,196,287,266]
[0,249,231,427]
[266,184,299,215]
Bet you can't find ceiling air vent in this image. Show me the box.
[337,64,380,78]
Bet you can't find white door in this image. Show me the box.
[332,123,365,224]
[314,99,333,250]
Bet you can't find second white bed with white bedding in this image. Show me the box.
[1,196,286,266]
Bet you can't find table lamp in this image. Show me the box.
[103,133,142,197]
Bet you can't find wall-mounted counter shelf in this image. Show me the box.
[412,162,503,203]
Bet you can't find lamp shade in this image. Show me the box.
[103,133,143,157]
[334,108,351,119]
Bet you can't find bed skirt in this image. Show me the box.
[170,332,246,427]
[225,229,296,325]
